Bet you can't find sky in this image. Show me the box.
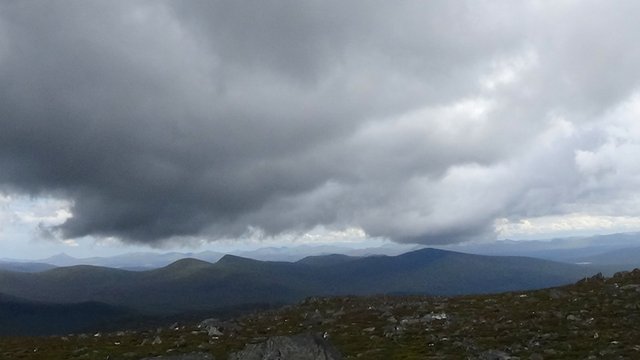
[2,1,640,259]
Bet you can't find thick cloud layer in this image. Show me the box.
[1,1,640,245]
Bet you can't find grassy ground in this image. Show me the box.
[1,269,640,359]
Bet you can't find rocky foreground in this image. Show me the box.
[2,269,640,359]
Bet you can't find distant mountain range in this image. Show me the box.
[0,242,419,271]
[8,250,227,270]
[0,261,57,273]
[440,232,640,262]
[1,235,639,337]
[4,232,640,273]
[0,248,596,317]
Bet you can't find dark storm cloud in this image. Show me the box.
[1,1,640,245]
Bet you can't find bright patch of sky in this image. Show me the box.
[495,214,640,241]
[0,195,390,259]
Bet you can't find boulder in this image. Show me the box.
[199,318,242,336]
[228,333,343,360]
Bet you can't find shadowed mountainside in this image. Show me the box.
[3,268,640,359]
[0,292,137,336]
[0,248,597,318]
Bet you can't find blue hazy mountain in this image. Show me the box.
[0,261,57,273]
[439,232,640,263]
[0,248,596,316]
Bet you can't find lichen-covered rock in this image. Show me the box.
[228,333,342,360]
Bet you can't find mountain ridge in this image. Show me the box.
[0,248,599,317]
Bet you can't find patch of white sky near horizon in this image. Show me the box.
[0,195,394,259]
[3,196,640,259]
[495,92,640,241]
[0,194,82,259]
[495,215,640,241]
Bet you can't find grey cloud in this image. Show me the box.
[0,1,638,245]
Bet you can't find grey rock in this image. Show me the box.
[199,318,221,329]
[208,327,223,337]
[228,333,343,360]
[566,314,581,321]
[199,318,241,337]
[420,312,448,322]
[383,324,405,338]
[620,284,640,291]
[141,353,214,360]
[577,272,605,284]
[481,350,512,360]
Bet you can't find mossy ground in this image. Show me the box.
[1,270,640,359]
